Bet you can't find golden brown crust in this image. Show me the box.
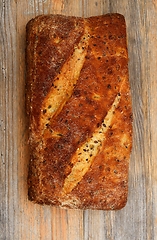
[26,13,132,210]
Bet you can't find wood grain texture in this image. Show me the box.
[0,0,157,239]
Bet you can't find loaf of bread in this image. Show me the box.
[26,13,132,210]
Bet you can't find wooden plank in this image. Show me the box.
[0,1,19,239]
[1,0,157,239]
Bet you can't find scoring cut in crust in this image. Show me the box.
[26,13,132,210]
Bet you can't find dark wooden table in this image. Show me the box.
[1,0,157,239]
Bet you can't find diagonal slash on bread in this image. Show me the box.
[61,93,121,196]
[40,23,90,129]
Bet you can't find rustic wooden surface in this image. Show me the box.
[1,0,157,239]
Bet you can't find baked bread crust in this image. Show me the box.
[26,13,132,210]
